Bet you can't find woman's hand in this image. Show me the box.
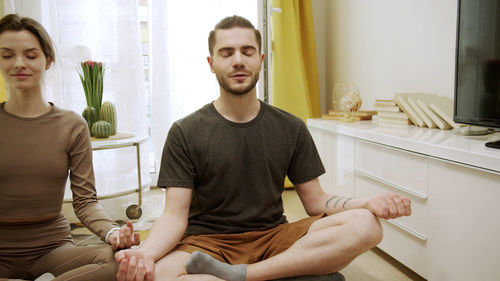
[109,221,141,250]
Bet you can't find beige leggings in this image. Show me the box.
[0,215,117,281]
[0,243,117,281]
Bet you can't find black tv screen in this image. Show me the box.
[454,0,500,129]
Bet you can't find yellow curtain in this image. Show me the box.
[271,0,321,188]
[271,0,321,122]
[0,76,6,103]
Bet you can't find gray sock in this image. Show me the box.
[186,251,247,281]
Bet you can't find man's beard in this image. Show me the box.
[216,72,260,96]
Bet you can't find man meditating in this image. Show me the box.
[115,15,412,281]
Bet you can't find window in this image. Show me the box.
[142,1,259,180]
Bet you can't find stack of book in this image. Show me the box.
[394,93,462,130]
[374,99,412,126]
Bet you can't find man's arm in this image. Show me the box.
[115,187,192,281]
[295,178,411,219]
[138,187,191,258]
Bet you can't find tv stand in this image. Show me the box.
[307,119,500,280]
[486,139,500,149]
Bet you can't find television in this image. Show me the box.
[453,0,500,148]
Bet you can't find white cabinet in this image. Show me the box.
[307,119,500,281]
[309,127,355,198]
[354,140,429,277]
[427,160,500,281]
[355,140,428,199]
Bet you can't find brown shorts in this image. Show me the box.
[174,215,323,264]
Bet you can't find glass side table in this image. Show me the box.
[64,134,149,219]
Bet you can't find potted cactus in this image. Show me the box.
[78,61,117,138]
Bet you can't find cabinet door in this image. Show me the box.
[355,140,428,198]
[308,127,354,197]
[427,159,500,281]
[354,140,428,278]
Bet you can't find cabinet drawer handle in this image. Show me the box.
[386,220,427,241]
[355,169,428,200]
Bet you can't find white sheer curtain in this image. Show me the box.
[5,1,150,205]
[5,0,258,192]
[149,0,257,183]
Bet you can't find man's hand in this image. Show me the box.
[366,193,412,219]
[109,221,141,250]
[115,249,155,281]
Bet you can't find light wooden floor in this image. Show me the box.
[282,189,426,281]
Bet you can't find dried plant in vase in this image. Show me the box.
[331,83,362,123]
[78,60,116,138]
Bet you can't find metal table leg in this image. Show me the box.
[125,142,143,219]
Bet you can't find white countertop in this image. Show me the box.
[307,118,500,174]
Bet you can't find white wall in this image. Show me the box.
[313,0,458,113]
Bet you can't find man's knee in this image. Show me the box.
[154,251,191,281]
[348,209,383,248]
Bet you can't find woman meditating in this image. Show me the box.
[0,14,139,280]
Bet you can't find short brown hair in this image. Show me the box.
[208,15,261,56]
[0,14,55,64]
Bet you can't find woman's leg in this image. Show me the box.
[0,254,36,280]
[32,243,117,281]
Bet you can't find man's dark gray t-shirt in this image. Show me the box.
[157,100,325,235]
